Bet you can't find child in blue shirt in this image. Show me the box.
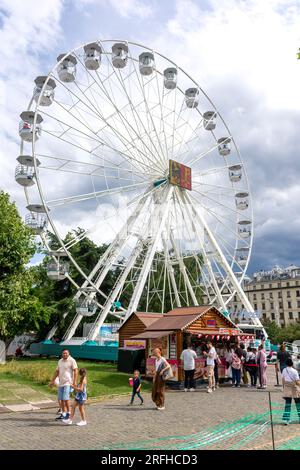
[128,370,144,405]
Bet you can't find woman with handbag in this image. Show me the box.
[282,357,300,425]
[151,347,172,411]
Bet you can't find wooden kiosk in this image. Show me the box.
[129,306,252,384]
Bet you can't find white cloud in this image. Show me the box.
[0,0,64,207]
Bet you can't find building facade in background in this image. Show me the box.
[203,265,300,326]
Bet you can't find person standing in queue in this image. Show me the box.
[151,348,171,410]
[257,344,268,389]
[180,343,197,392]
[203,342,217,393]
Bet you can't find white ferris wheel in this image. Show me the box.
[16,39,264,342]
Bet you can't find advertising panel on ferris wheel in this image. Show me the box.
[169,159,192,190]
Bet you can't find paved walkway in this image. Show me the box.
[1,383,299,450]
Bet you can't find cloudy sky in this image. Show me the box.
[1,0,300,275]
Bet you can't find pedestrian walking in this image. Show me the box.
[151,347,172,410]
[277,343,291,375]
[225,345,233,382]
[63,368,88,426]
[128,370,144,405]
[281,358,300,425]
[257,344,268,389]
[231,347,243,388]
[49,349,78,422]
[203,342,217,393]
[180,344,197,391]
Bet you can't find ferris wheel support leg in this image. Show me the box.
[62,188,154,341]
[184,192,266,335]
[124,187,173,321]
[87,239,146,341]
[162,236,181,307]
[178,190,227,312]
[169,231,199,306]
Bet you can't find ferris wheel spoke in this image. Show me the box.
[95,64,164,172]
[75,52,165,173]
[46,181,149,207]
[186,140,222,167]
[53,71,160,174]
[192,181,238,193]
[192,188,240,216]
[124,50,168,168]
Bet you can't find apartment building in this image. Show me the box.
[204,265,300,326]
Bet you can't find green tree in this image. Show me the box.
[0,191,51,345]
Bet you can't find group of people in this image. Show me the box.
[51,344,300,426]
[180,341,268,392]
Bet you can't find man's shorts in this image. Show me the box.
[58,385,71,401]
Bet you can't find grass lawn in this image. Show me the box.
[0,358,152,401]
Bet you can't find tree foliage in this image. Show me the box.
[263,319,300,344]
[0,191,51,342]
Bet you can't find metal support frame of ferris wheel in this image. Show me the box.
[47,184,154,341]
[182,190,267,335]
[87,237,146,341]
[61,185,156,341]
[123,186,173,322]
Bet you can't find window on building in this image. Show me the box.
[263,313,266,320]
[261,293,265,300]
[269,284,272,289]
[287,282,290,287]
[279,302,283,309]
[278,292,282,298]
[261,284,264,289]
[271,302,274,309]
[297,301,300,308]
[296,281,299,286]
[254,303,257,310]
[288,301,292,308]
[287,291,291,298]
[280,312,284,319]
[289,312,293,319]
[298,312,300,320]
[253,293,257,300]
[271,313,275,320]
[234,296,237,302]
[277,283,281,288]
[270,292,273,299]
[296,290,300,297]
[262,303,265,310]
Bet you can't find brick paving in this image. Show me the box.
[0,380,299,450]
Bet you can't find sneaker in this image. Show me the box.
[62,419,72,425]
[237,385,241,388]
[190,388,195,392]
[157,407,165,410]
[216,384,219,389]
[127,403,133,406]
[232,385,236,388]
[247,384,251,388]
[76,420,87,426]
[184,388,188,392]
[55,414,65,421]
[140,402,144,405]
[207,388,212,393]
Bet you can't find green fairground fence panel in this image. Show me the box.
[96,393,300,451]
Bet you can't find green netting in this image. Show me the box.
[95,400,300,450]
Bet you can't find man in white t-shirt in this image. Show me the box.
[203,342,216,393]
[180,345,197,392]
[50,350,78,421]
